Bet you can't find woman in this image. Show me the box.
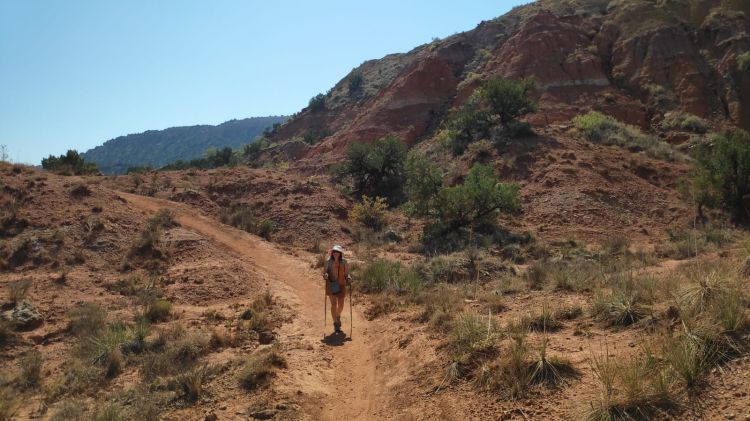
[323,245,351,334]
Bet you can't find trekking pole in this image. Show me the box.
[323,289,327,339]
[349,280,353,339]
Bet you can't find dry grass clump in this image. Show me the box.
[550,259,602,292]
[144,299,172,323]
[356,259,423,295]
[175,363,214,402]
[0,319,16,349]
[417,285,464,332]
[7,279,31,305]
[365,293,400,320]
[527,336,577,387]
[586,347,674,421]
[657,225,732,260]
[209,326,237,349]
[0,193,27,237]
[92,403,124,421]
[126,209,178,270]
[50,399,86,421]
[141,328,210,379]
[18,349,43,390]
[478,331,576,398]
[219,202,274,240]
[523,303,563,332]
[69,303,107,337]
[238,345,287,390]
[240,291,275,332]
[446,312,497,376]
[590,289,649,327]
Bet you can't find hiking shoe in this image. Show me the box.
[334,321,342,333]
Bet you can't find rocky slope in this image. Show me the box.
[263,0,749,169]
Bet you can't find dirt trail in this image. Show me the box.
[119,192,381,420]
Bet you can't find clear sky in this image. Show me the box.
[0,1,523,165]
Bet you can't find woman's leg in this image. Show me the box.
[329,295,337,322]
[336,293,346,321]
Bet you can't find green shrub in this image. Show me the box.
[219,202,274,239]
[573,111,684,162]
[41,150,98,175]
[423,164,520,251]
[340,136,407,204]
[357,260,423,295]
[348,73,363,94]
[256,219,274,240]
[145,299,172,322]
[661,111,708,134]
[694,130,750,223]
[243,138,270,163]
[349,196,388,231]
[738,52,750,72]
[404,150,443,217]
[447,78,536,155]
[308,93,326,112]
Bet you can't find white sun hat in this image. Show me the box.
[332,245,344,253]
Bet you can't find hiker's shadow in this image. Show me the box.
[321,331,350,346]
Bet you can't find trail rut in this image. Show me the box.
[120,192,381,420]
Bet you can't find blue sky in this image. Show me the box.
[0,1,523,164]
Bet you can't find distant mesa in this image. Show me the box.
[82,116,288,175]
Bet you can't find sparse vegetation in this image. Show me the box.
[348,196,388,232]
[308,93,326,112]
[356,259,423,295]
[18,349,43,389]
[337,136,408,204]
[573,111,684,162]
[238,345,287,390]
[7,279,31,305]
[738,52,750,72]
[404,149,443,217]
[41,150,98,175]
[660,111,708,134]
[175,364,212,402]
[144,299,172,322]
[219,202,274,240]
[422,164,520,252]
[447,78,536,155]
[694,130,750,223]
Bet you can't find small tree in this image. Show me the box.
[243,138,269,163]
[348,74,364,95]
[434,163,520,231]
[308,94,326,112]
[41,150,98,175]
[480,78,537,129]
[447,78,536,155]
[343,136,408,204]
[695,130,750,223]
[404,150,443,216]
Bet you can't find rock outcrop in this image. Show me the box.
[263,0,748,169]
